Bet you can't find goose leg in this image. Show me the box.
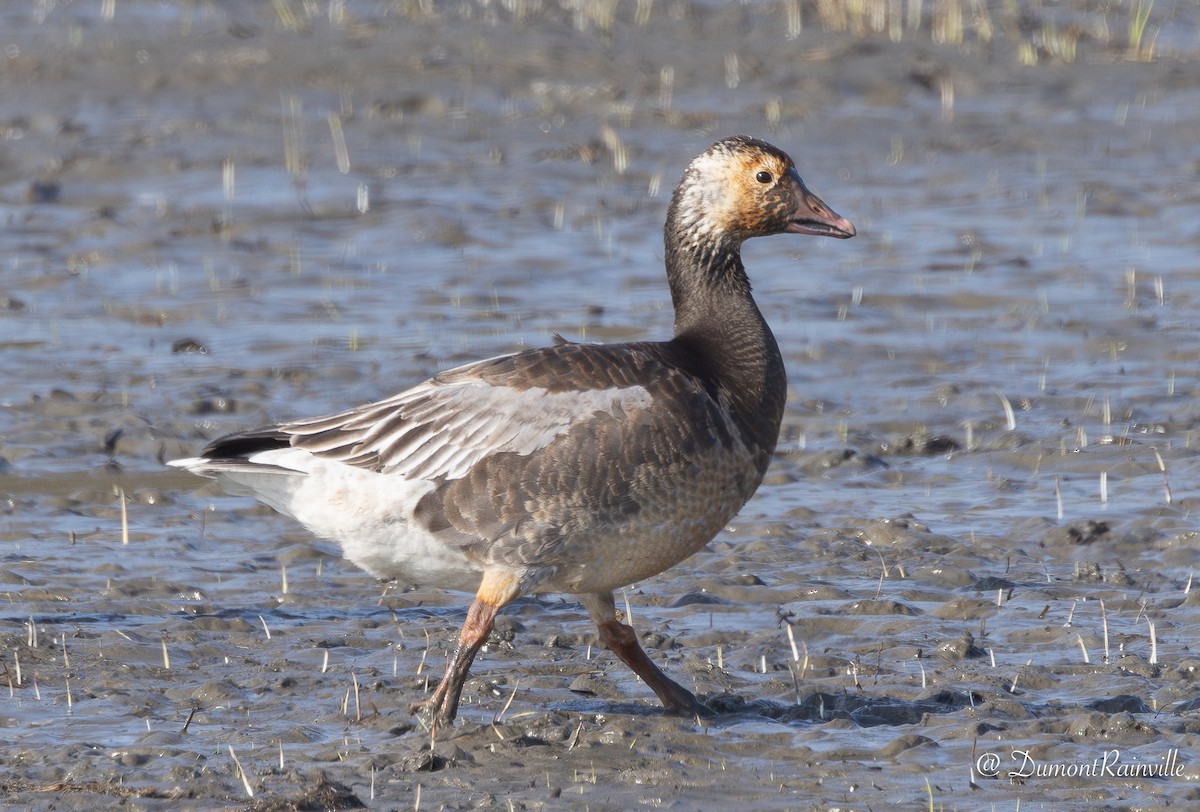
[580,591,711,717]
[411,570,520,729]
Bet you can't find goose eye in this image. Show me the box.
[755,170,773,184]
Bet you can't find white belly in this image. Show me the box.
[203,449,486,592]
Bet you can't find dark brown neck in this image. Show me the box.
[666,236,787,471]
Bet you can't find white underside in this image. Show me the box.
[170,449,485,592]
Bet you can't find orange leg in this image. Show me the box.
[411,570,520,730]
[580,592,711,718]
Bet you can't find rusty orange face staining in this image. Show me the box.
[671,137,822,247]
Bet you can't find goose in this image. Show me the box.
[171,135,855,728]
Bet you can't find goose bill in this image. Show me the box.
[787,189,856,239]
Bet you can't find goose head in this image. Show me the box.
[669,135,856,250]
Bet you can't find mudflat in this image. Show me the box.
[2,2,1199,809]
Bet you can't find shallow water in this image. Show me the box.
[3,1,1200,809]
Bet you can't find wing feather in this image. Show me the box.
[279,344,667,483]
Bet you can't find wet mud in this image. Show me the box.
[3,1,1200,809]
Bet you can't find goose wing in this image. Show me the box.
[199,341,716,486]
